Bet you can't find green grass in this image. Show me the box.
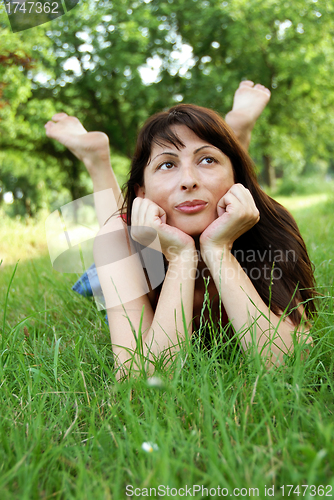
[0,193,333,500]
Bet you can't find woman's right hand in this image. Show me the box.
[131,197,196,262]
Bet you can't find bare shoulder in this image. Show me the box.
[100,213,127,233]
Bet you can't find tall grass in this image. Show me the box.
[0,194,333,499]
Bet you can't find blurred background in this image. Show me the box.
[1,0,334,221]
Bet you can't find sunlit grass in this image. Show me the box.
[0,209,49,266]
[0,194,333,499]
[274,192,332,212]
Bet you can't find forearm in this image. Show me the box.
[94,219,197,376]
[204,246,309,363]
[143,250,197,358]
[106,251,197,378]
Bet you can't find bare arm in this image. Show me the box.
[200,183,312,364]
[93,211,197,379]
[203,245,312,363]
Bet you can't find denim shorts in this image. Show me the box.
[72,263,108,323]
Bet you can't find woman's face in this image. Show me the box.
[135,125,235,236]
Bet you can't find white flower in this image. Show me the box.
[146,376,164,388]
[141,442,159,453]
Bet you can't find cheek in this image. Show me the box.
[211,177,234,201]
[144,183,170,207]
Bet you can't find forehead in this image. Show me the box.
[150,125,212,155]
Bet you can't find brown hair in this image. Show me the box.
[120,104,317,326]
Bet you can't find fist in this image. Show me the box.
[131,198,195,261]
[200,183,260,251]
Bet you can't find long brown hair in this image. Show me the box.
[120,104,317,326]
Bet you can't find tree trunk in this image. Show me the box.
[262,154,276,189]
[24,197,33,217]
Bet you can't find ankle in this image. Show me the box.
[226,110,254,130]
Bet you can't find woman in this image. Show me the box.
[45,82,317,377]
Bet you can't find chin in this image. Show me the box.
[184,227,203,237]
[177,219,212,237]
[168,211,216,234]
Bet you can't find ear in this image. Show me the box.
[134,183,145,198]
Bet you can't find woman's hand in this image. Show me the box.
[131,198,196,262]
[200,183,260,257]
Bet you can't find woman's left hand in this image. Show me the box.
[199,183,260,255]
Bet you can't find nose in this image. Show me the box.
[179,163,199,190]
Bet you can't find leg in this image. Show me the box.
[225,81,271,150]
[45,113,124,227]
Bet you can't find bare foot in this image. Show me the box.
[225,81,271,149]
[45,113,110,176]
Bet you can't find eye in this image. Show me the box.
[201,156,217,165]
[157,161,175,171]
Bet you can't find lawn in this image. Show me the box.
[0,192,333,500]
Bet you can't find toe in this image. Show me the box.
[240,80,255,87]
[45,122,54,136]
[255,84,271,95]
[52,112,69,121]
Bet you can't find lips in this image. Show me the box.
[175,200,208,214]
[176,199,207,208]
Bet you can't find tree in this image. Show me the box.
[0,24,67,215]
[1,0,183,213]
[1,0,334,216]
[149,0,334,187]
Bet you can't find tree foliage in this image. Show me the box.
[1,0,334,215]
[151,0,334,183]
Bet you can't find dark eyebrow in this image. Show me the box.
[194,145,220,153]
[150,145,219,165]
[149,151,178,165]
